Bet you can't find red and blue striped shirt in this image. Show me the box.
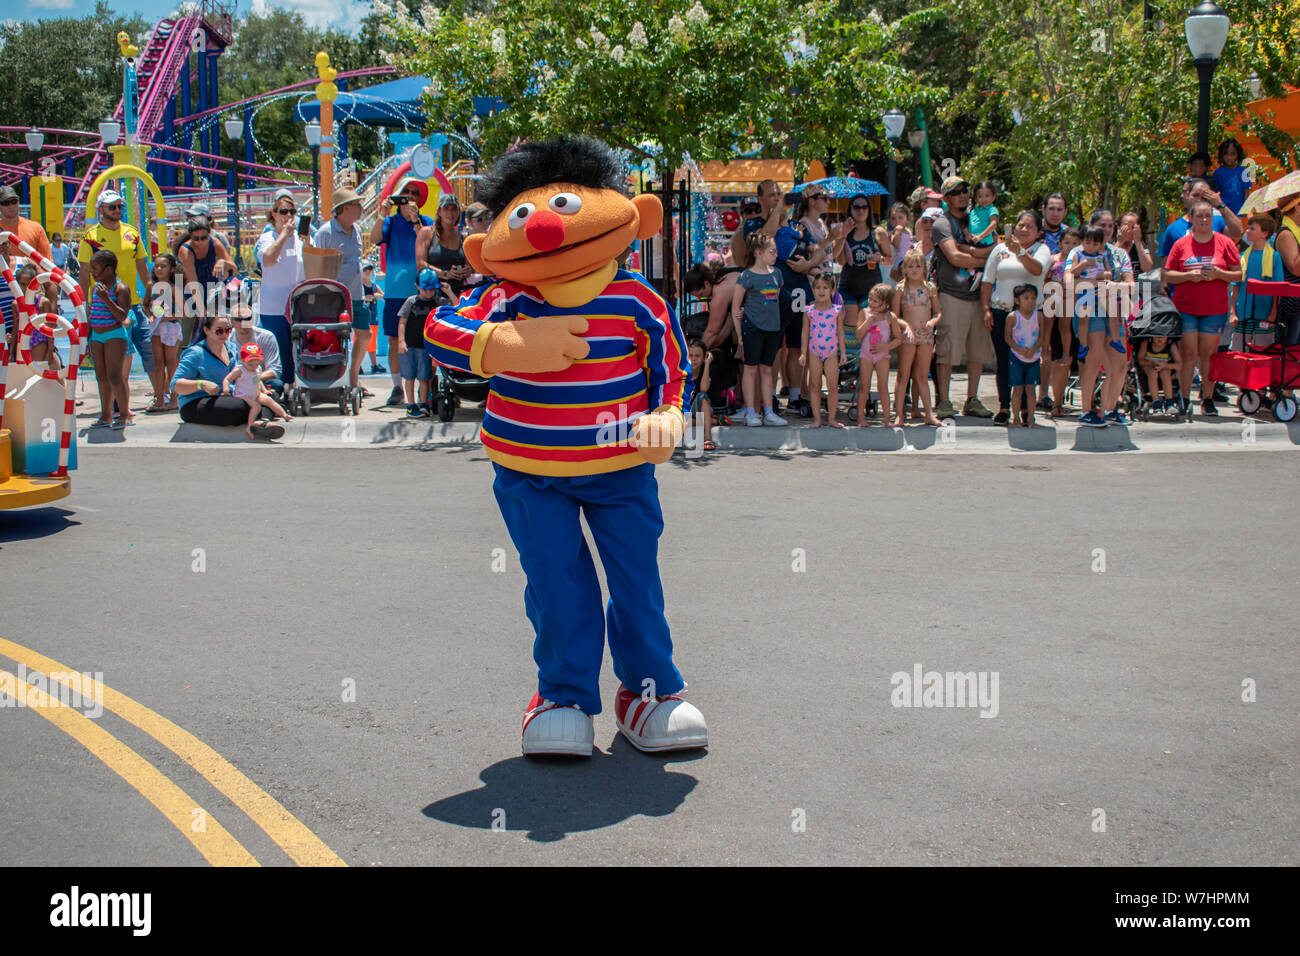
[425,271,688,476]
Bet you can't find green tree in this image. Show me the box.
[383,0,942,174]
[0,2,149,133]
[952,0,1298,218]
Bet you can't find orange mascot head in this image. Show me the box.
[463,137,663,307]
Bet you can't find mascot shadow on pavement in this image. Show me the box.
[425,136,708,760]
[422,740,704,842]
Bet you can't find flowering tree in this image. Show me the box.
[950,0,1298,215]
[380,0,941,173]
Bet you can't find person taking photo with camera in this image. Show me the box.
[369,177,432,406]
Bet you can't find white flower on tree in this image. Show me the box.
[611,44,626,63]
[685,2,709,24]
[628,21,648,48]
[491,28,507,54]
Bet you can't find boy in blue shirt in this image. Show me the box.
[1229,213,1284,349]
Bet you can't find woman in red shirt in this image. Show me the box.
[1160,201,1241,416]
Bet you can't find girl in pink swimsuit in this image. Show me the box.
[799,273,847,427]
[890,247,943,426]
[854,283,904,426]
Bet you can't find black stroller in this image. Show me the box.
[1123,283,1185,421]
[283,278,360,417]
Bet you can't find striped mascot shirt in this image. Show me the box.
[425,271,688,477]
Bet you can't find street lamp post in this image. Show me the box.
[881,109,906,205]
[224,116,245,270]
[907,129,926,188]
[1184,1,1230,157]
[24,127,44,208]
[305,120,322,227]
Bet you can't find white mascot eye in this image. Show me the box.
[508,203,536,229]
[549,193,582,215]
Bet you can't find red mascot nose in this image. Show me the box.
[525,208,566,252]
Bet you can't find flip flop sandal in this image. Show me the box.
[360,387,375,397]
[144,402,166,413]
[89,419,112,429]
[703,440,716,451]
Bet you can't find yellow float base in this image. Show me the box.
[0,428,70,508]
[0,474,70,508]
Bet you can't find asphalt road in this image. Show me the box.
[1,445,1296,866]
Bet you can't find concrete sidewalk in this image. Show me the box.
[70,373,1299,455]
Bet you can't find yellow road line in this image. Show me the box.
[1,668,258,867]
[0,639,346,867]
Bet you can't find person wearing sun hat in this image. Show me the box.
[369,177,433,405]
[929,174,995,419]
[312,187,376,400]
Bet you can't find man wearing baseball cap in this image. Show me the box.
[908,186,943,214]
[314,187,376,400]
[0,183,54,351]
[930,175,995,419]
[369,176,432,406]
[79,189,155,403]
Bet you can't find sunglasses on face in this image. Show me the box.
[0,198,18,206]
[947,188,969,196]
[810,195,828,201]
[102,203,123,211]
[851,204,869,211]
[274,207,295,215]
[213,326,233,334]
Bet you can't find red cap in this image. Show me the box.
[240,342,262,362]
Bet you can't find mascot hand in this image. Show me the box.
[479,316,590,375]
[628,406,684,464]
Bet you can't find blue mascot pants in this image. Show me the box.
[491,461,684,716]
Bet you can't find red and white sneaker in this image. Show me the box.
[521,693,594,757]
[614,684,708,753]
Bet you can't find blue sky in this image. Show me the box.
[14,1,370,33]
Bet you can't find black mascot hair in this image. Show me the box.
[476,136,624,216]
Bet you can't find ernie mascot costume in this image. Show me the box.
[424,136,707,757]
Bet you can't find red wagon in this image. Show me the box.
[1207,279,1300,423]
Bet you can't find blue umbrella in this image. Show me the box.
[793,177,888,198]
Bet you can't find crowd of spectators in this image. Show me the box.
[691,141,1299,431]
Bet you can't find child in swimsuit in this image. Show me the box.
[855,283,904,426]
[86,249,133,429]
[799,273,847,428]
[148,253,183,412]
[14,263,60,372]
[890,248,943,426]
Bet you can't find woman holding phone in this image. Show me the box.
[254,189,305,386]
[1161,200,1241,417]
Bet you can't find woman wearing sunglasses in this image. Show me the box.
[254,190,305,386]
[168,311,284,438]
[178,215,236,342]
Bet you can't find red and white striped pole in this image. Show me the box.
[0,230,89,477]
